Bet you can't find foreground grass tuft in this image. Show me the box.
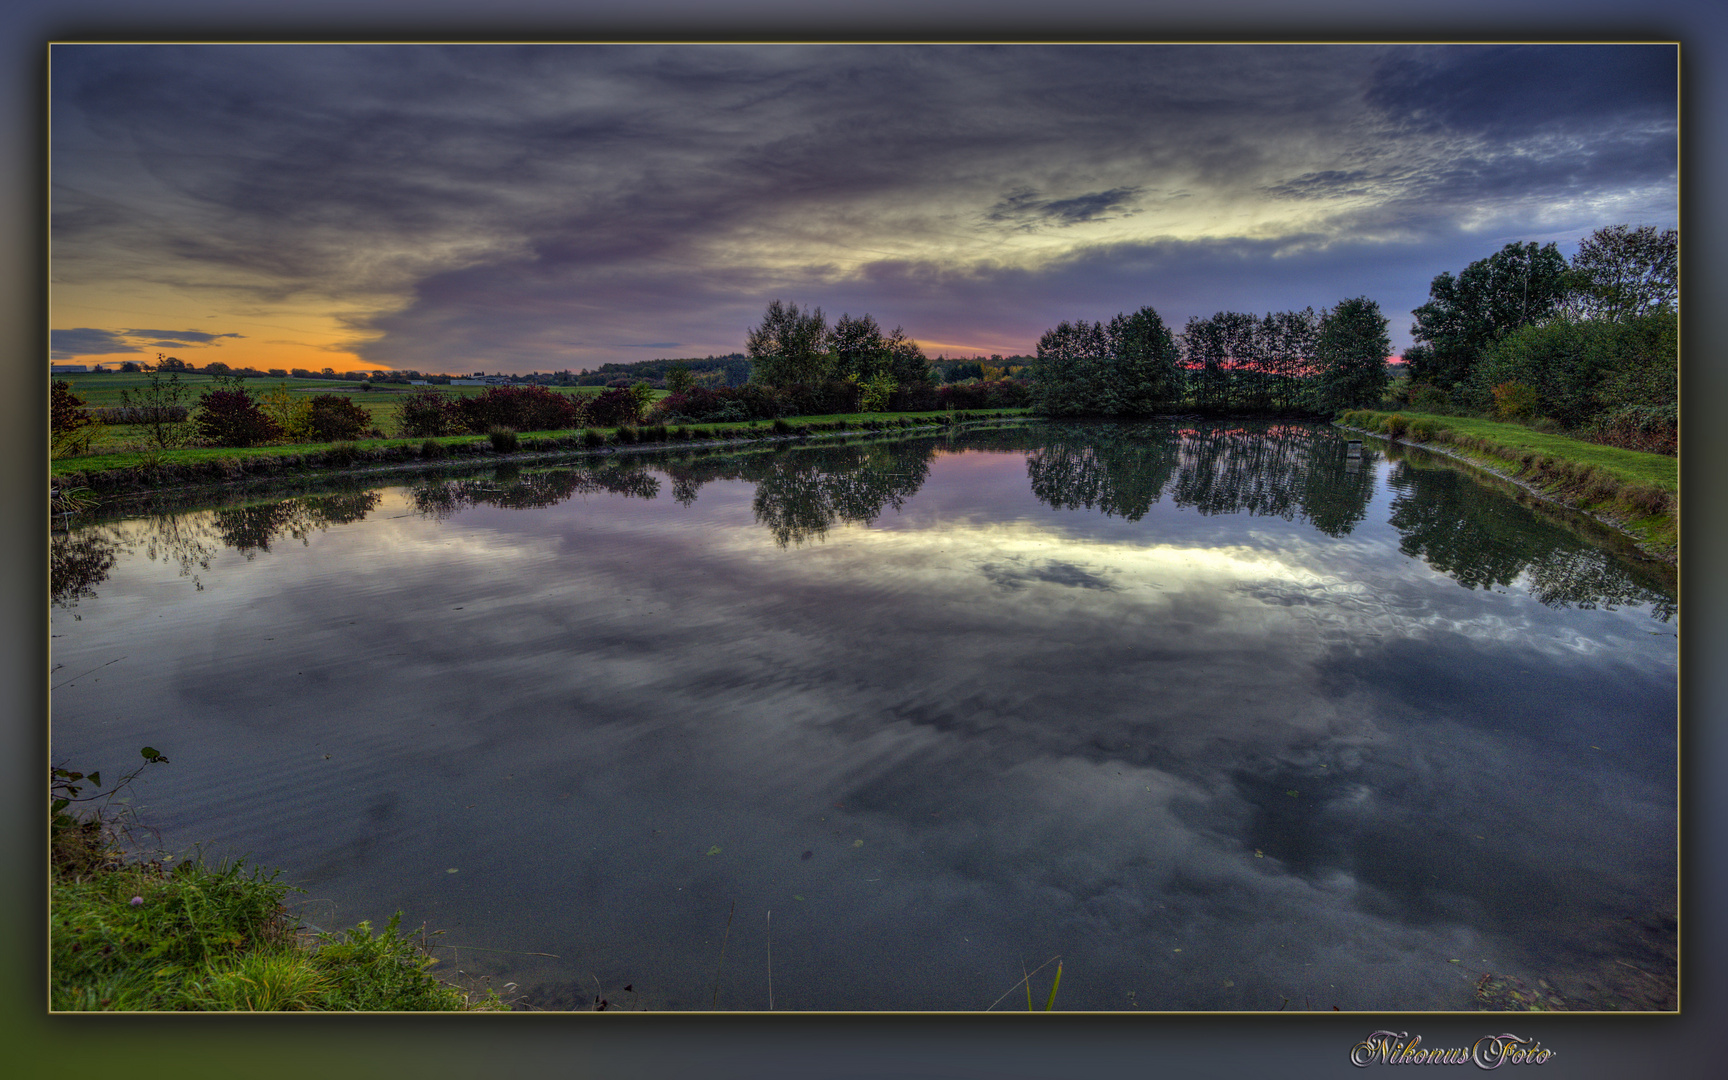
[51,757,500,1012]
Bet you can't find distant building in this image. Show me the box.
[50,364,89,373]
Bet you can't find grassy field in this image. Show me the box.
[50,407,1032,480]
[1339,409,1677,557]
[54,376,635,456]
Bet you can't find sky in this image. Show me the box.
[49,43,1678,374]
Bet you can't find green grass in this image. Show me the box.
[50,760,502,1013]
[51,407,1030,479]
[52,846,497,1012]
[1339,409,1677,557]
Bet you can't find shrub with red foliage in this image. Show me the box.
[586,387,646,427]
[652,386,739,422]
[194,388,283,447]
[456,385,582,433]
[305,394,372,442]
[394,389,465,437]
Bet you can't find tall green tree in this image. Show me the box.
[828,312,891,382]
[1313,297,1392,412]
[1107,306,1183,415]
[1408,241,1569,390]
[1566,224,1677,322]
[1182,312,1259,412]
[1259,308,1320,411]
[746,300,832,386]
[883,326,931,388]
[1030,320,1113,416]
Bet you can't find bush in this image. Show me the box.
[420,439,447,459]
[582,428,605,447]
[456,386,581,434]
[1384,412,1410,438]
[487,426,519,453]
[938,379,1032,411]
[256,384,314,440]
[887,382,939,413]
[1491,382,1539,421]
[1407,418,1438,440]
[52,381,99,456]
[395,389,463,438]
[195,388,283,448]
[613,425,638,444]
[586,387,645,428]
[1582,403,1677,455]
[305,394,371,442]
[1410,385,1450,413]
[780,379,861,417]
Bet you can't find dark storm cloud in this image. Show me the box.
[986,186,1143,228]
[125,329,246,345]
[50,44,1676,370]
[51,328,139,359]
[1366,44,1678,139]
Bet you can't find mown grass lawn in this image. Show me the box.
[1378,411,1676,493]
[1340,409,1677,557]
[1347,411,1672,490]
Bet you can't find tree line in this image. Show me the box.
[1401,224,1676,453]
[1026,298,1392,418]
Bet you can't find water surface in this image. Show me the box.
[51,421,1677,1011]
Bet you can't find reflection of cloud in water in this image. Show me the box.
[980,556,1116,591]
[51,439,1674,1010]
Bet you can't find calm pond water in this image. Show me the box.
[51,420,1677,1011]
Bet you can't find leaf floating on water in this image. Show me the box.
[1285,790,1300,798]
[794,895,804,901]
[447,868,459,874]
[706,845,722,856]
[1448,958,1461,963]
[1253,849,1264,858]
[853,839,864,847]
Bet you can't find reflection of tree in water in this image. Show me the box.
[1386,461,1674,620]
[51,532,125,613]
[214,492,382,557]
[52,492,384,611]
[1027,424,1178,522]
[751,443,931,547]
[410,465,660,521]
[665,441,934,547]
[1025,421,1375,535]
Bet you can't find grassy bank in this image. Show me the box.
[1338,409,1677,559]
[51,755,502,1012]
[51,408,1033,490]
